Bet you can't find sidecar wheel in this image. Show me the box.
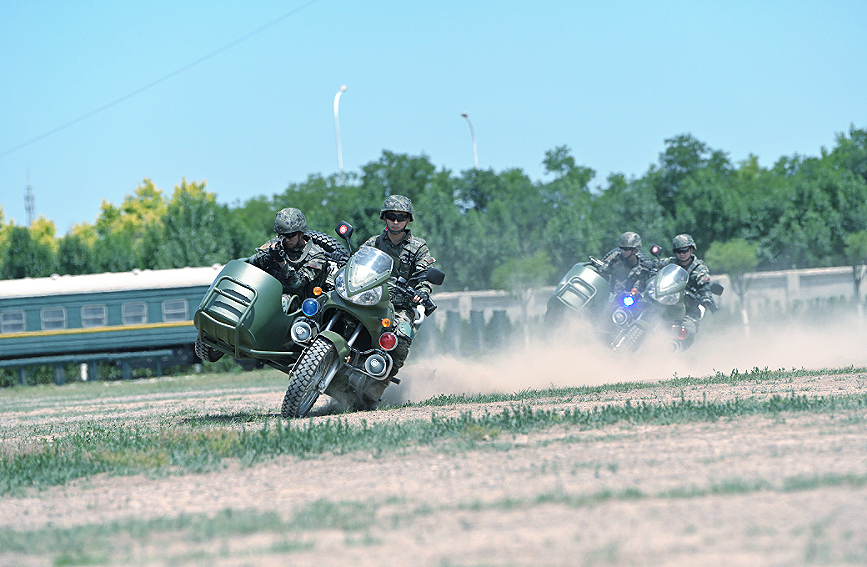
[281,337,338,418]
[195,337,224,362]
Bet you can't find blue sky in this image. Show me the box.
[2,0,865,235]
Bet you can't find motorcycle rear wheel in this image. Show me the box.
[281,337,338,418]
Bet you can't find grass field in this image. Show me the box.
[1,365,866,566]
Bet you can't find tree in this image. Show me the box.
[142,180,239,269]
[0,224,56,279]
[650,134,731,214]
[705,238,758,330]
[56,224,98,275]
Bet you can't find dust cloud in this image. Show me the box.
[390,315,867,404]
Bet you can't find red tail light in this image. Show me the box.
[379,332,398,351]
[676,325,689,340]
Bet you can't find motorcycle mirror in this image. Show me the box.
[335,221,354,254]
[650,245,662,259]
[425,267,445,286]
[711,282,724,295]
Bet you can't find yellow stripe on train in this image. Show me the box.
[0,320,194,340]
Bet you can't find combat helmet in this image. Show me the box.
[618,231,642,249]
[273,207,308,235]
[672,234,696,251]
[380,194,414,221]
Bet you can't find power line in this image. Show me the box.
[0,0,323,159]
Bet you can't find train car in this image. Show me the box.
[0,265,225,381]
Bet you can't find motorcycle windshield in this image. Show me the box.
[647,264,688,305]
[344,246,394,296]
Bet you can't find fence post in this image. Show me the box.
[445,310,462,355]
[469,310,485,354]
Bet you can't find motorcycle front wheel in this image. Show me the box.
[281,337,338,418]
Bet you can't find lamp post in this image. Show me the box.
[334,85,348,181]
[461,112,478,170]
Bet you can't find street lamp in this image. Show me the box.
[334,85,348,181]
[461,112,478,170]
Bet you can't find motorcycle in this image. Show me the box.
[279,221,445,418]
[545,249,723,353]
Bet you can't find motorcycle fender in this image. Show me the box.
[316,330,351,360]
[395,321,414,340]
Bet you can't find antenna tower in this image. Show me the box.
[24,172,35,226]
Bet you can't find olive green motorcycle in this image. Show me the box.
[280,222,444,418]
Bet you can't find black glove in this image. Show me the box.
[269,242,286,263]
[413,289,430,305]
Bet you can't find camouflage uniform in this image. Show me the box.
[657,234,714,341]
[597,248,656,296]
[245,236,328,299]
[245,207,328,301]
[362,227,436,377]
[360,195,436,406]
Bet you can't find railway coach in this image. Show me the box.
[0,265,224,384]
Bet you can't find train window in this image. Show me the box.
[41,307,67,330]
[1,310,26,333]
[122,302,148,325]
[81,304,108,327]
[162,299,188,322]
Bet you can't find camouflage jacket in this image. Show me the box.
[363,229,436,306]
[598,248,656,295]
[657,255,713,308]
[245,236,328,298]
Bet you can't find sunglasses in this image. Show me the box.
[619,247,636,252]
[280,231,302,239]
[674,247,691,254]
[384,212,409,222]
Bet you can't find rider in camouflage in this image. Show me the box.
[597,231,656,296]
[361,195,436,406]
[656,233,716,344]
[245,208,329,307]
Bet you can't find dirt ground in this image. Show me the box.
[2,323,867,566]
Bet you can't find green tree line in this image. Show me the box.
[2,125,867,293]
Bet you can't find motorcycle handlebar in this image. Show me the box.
[392,278,438,316]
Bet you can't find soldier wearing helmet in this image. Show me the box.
[657,233,716,342]
[597,231,656,296]
[361,194,436,405]
[245,207,328,303]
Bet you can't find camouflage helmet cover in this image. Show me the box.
[618,231,642,249]
[273,207,308,235]
[380,194,414,221]
[672,233,696,251]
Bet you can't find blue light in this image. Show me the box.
[301,298,320,316]
[622,295,635,307]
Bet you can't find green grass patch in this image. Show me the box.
[3,386,866,495]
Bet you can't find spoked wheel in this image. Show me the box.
[281,337,339,418]
[195,337,224,362]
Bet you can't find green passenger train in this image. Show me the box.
[0,265,225,375]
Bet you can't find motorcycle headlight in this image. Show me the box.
[335,272,383,306]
